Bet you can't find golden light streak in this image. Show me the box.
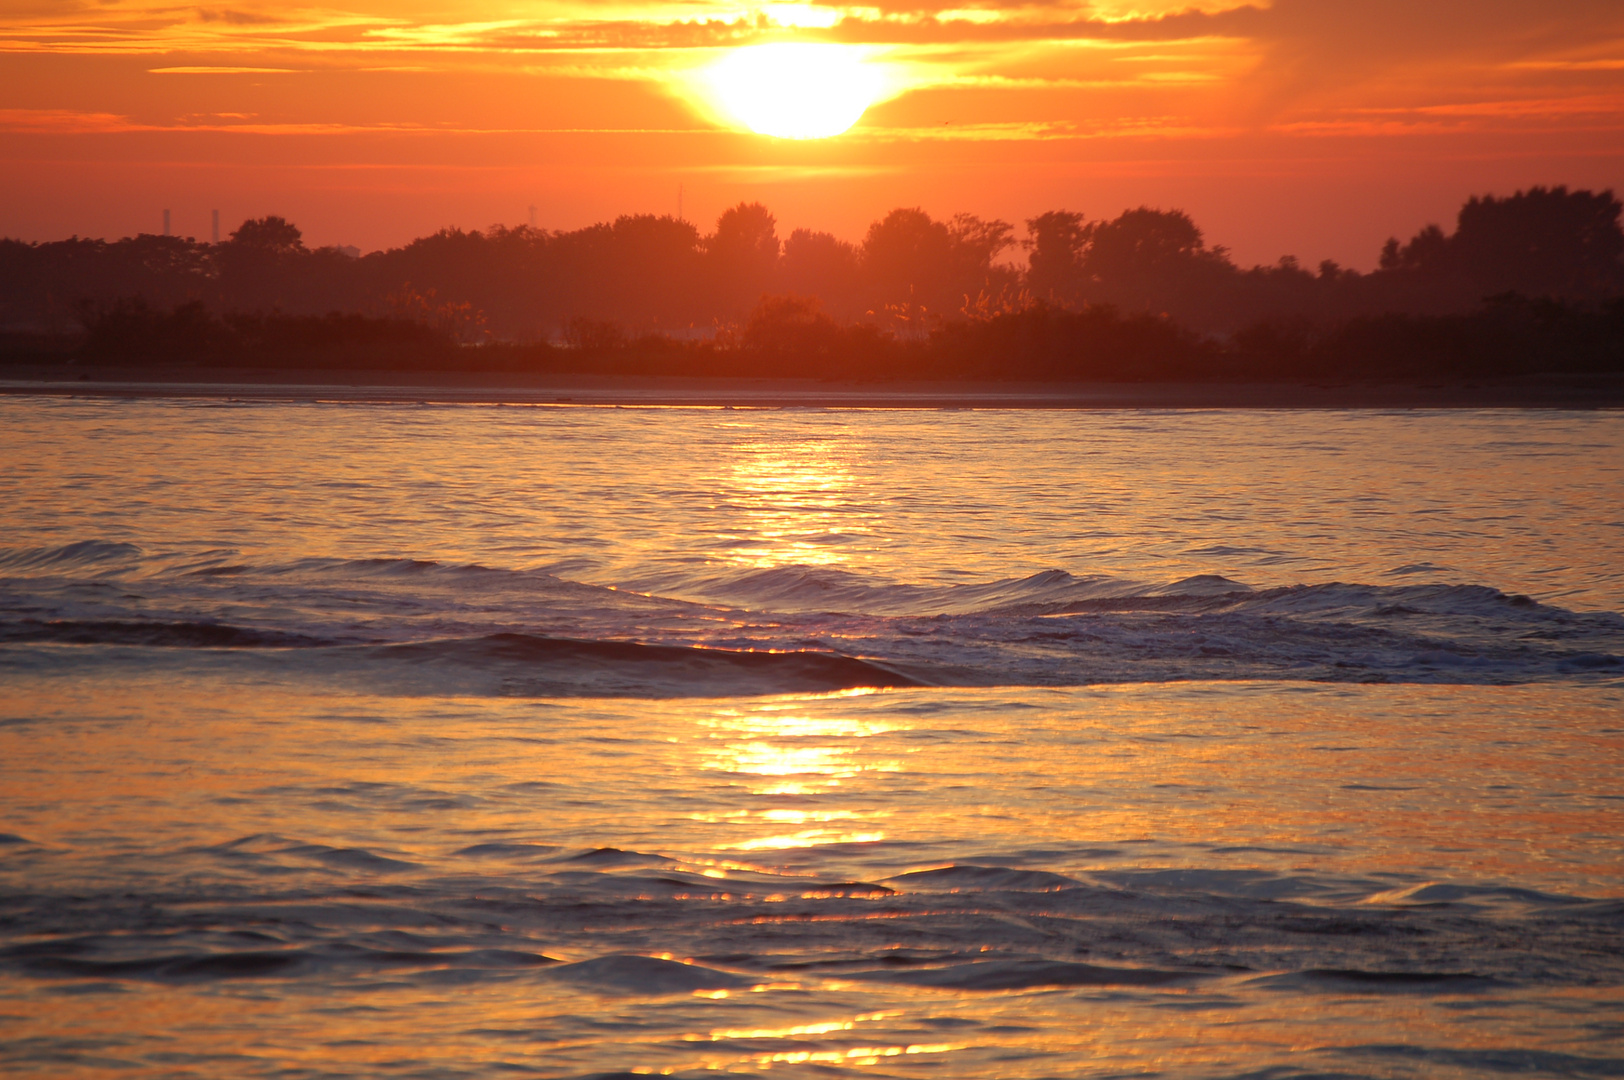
[726,828,887,850]
[148,66,305,73]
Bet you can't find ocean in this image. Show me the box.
[1,396,1621,1078]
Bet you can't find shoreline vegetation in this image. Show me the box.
[2,186,1620,396]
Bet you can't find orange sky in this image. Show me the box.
[2,0,1622,268]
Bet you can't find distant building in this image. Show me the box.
[337,245,361,259]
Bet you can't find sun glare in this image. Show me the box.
[706,43,882,140]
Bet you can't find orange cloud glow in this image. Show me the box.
[2,0,1621,267]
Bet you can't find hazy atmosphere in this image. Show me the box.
[2,3,1622,1079]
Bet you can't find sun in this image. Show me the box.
[706,44,883,140]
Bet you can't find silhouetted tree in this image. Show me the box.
[860,208,1015,331]
[1024,210,1089,304]
[1456,187,1623,296]
[0,234,216,331]
[707,203,780,317]
[1020,207,1273,330]
[1377,186,1624,303]
[1079,208,1234,313]
[781,229,861,318]
[228,216,305,254]
[949,214,1016,273]
[861,207,955,326]
[215,215,311,310]
[555,214,703,329]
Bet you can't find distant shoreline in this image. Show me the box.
[3,365,1623,409]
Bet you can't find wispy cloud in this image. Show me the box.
[149,65,306,72]
[1,0,1619,144]
[194,8,284,25]
[0,108,137,133]
[0,106,712,135]
[855,116,1239,140]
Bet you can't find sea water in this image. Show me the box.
[1,398,1621,1078]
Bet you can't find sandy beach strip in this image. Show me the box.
[2,366,1622,409]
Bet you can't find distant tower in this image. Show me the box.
[163,209,171,237]
[211,209,220,244]
[678,183,684,222]
[528,204,537,229]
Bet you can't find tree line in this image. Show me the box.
[1,185,1621,379]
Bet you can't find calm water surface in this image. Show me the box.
[1,399,1621,1078]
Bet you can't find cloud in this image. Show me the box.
[0,106,709,135]
[6,0,1612,66]
[1,0,1619,144]
[1227,0,1624,111]
[0,108,137,133]
[854,116,1235,140]
[194,8,282,24]
[149,65,305,72]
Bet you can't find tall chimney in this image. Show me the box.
[163,209,171,237]
[212,209,220,244]
[528,204,537,229]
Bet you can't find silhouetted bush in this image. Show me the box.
[929,303,1215,380]
[75,300,458,369]
[1227,296,1624,379]
[14,290,1621,381]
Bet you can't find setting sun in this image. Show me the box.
[706,43,883,140]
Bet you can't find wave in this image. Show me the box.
[371,633,924,695]
[846,958,1198,990]
[0,619,336,649]
[1247,969,1507,994]
[12,944,559,984]
[3,541,1607,621]
[4,544,1621,693]
[7,846,1617,999]
[0,623,921,696]
[656,562,1603,624]
[620,564,1255,617]
[0,539,146,574]
[543,954,756,995]
[6,841,1618,1076]
[5,942,1194,994]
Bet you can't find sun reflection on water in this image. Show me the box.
[728,828,889,851]
[713,432,876,569]
[7,671,1624,1077]
[697,700,904,851]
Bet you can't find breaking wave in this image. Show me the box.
[2,543,1620,695]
